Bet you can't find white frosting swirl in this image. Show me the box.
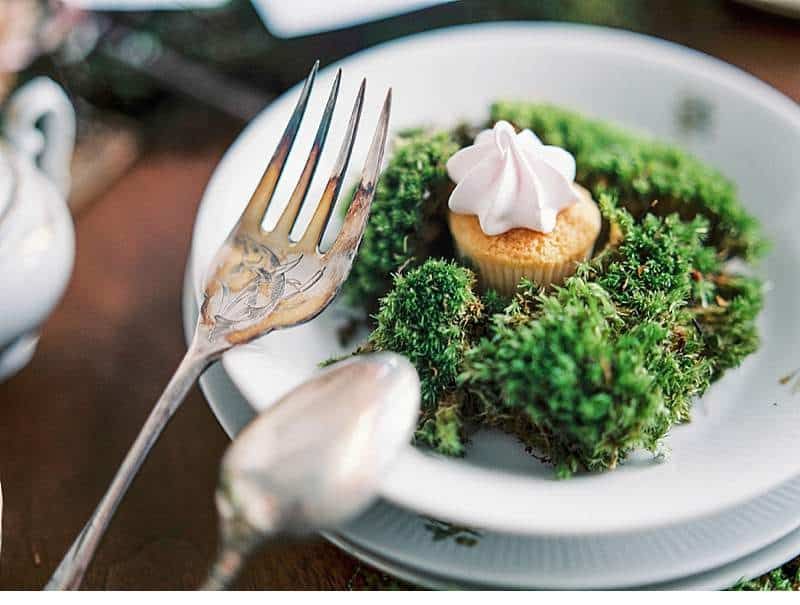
[446,121,579,235]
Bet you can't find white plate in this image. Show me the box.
[182,278,800,588]
[326,525,800,591]
[188,23,800,543]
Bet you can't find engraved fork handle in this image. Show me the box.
[45,333,223,590]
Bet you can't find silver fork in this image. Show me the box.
[45,61,391,590]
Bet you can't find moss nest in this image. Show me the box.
[340,102,766,477]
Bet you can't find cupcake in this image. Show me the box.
[446,121,600,296]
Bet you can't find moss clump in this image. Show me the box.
[343,131,460,311]
[414,394,466,457]
[598,196,761,394]
[491,101,768,260]
[595,200,717,425]
[462,278,669,476]
[370,259,482,408]
[596,199,715,320]
[697,273,763,378]
[337,102,766,477]
[369,259,483,456]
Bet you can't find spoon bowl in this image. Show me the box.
[203,352,420,589]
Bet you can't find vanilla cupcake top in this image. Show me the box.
[446,121,579,235]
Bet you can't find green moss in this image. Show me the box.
[337,102,766,477]
[697,273,763,378]
[370,259,482,409]
[491,101,768,261]
[593,199,719,424]
[462,278,669,475]
[596,201,712,320]
[595,197,763,386]
[415,396,465,456]
[343,131,460,311]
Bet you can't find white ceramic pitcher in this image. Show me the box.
[0,77,76,381]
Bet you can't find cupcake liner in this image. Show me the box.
[452,240,594,296]
[447,185,601,296]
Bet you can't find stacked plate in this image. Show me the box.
[183,24,800,589]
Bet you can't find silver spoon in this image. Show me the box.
[200,352,420,589]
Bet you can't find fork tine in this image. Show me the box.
[273,69,342,238]
[239,61,319,231]
[299,78,366,249]
[328,88,391,256]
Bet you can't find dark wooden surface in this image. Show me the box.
[1,6,799,590]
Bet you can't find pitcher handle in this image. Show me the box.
[4,77,76,197]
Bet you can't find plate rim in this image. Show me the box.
[322,524,800,590]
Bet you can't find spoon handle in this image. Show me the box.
[200,546,252,590]
[45,337,217,590]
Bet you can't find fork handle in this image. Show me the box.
[45,339,216,590]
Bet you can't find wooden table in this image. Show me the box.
[1,6,799,590]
